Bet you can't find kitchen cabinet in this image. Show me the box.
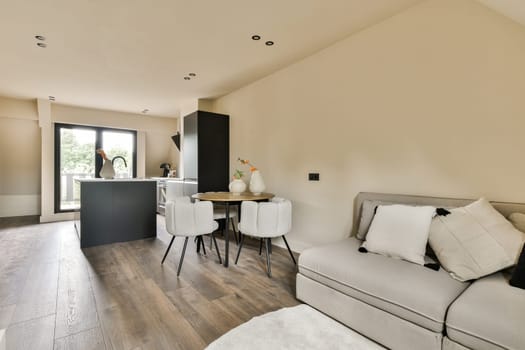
[183,111,229,193]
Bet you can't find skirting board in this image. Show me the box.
[39,212,75,223]
[0,194,40,217]
[272,236,311,253]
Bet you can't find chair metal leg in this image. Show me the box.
[196,236,201,253]
[232,218,238,245]
[264,238,272,278]
[199,236,207,255]
[235,233,244,264]
[212,233,222,264]
[161,236,175,264]
[177,237,189,276]
[259,239,263,255]
[282,236,296,265]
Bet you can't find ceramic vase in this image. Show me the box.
[100,160,116,179]
[229,179,246,195]
[249,170,265,195]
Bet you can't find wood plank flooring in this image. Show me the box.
[0,215,299,350]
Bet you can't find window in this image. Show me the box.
[54,123,137,212]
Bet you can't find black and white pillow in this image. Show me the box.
[361,204,436,265]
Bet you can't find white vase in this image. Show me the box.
[249,170,266,195]
[99,160,116,179]
[229,179,246,195]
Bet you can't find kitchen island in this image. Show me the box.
[75,178,157,248]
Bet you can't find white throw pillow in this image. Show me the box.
[429,198,525,282]
[356,200,395,240]
[362,204,436,265]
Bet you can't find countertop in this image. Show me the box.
[150,177,184,181]
[74,178,157,182]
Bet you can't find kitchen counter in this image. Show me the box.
[75,178,157,182]
[75,179,156,248]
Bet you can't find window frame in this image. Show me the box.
[54,123,137,213]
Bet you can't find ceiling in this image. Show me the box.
[0,0,423,117]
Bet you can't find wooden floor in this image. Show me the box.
[0,215,299,350]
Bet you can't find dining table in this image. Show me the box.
[192,191,275,267]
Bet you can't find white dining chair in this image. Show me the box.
[235,198,296,277]
[162,196,222,276]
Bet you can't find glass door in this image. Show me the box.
[102,130,134,179]
[57,126,96,211]
[55,124,137,213]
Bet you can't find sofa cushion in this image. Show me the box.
[429,198,525,282]
[446,273,525,350]
[298,238,469,333]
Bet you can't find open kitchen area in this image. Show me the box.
[73,110,230,249]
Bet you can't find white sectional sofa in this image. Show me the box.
[296,192,525,350]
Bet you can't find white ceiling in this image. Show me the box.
[476,0,525,27]
[0,0,423,117]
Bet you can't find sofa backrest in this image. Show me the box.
[351,192,525,237]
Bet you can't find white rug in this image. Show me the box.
[206,305,385,350]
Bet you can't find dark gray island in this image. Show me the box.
[74,178,157,248]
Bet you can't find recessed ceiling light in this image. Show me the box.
[265,41,274,46]
[184,76,191,80]
[35,35,46,41]
[37,42,47,48]
[142,109,149,114]
[48,96,55,101]
[188,73,196,77]
[251,35,261,40]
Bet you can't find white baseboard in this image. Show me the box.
[0,194,40,217]
[272,236,312,253]
[40,212,75,223]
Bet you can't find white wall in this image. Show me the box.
[211,0,525,251]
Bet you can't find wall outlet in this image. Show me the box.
[308,173,320,181]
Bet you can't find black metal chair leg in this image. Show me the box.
[212,233,222,264]
[209,231,214,249]
[199,236,207,255]
[264,238,272,277]
[161,236,175,264]
[235,233,244,264]
[259,239,263,255]
[177,237,189,276]
[282,236,296,265]
[232,218,239,245]
[196,236,201,253]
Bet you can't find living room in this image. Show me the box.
[1,0,524,349]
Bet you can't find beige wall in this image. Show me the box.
[0,117,41,216]
[211,0,525,251]
[0,97,179,218]
[51,104,179,178]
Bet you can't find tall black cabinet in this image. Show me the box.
[183,110,229,193]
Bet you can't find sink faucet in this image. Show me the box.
[112,156,127,168]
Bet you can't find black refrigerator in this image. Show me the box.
[182,110,229,194]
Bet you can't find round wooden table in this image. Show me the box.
[192,192,274,267]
